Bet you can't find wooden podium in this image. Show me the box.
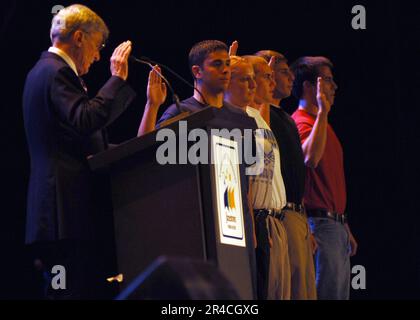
[88,107,257,299]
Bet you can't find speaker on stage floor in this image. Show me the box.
[115,256,240,300]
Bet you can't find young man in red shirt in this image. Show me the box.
[291,57,358,300]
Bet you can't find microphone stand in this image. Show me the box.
[132,55,209,107]
[130,56,183,113]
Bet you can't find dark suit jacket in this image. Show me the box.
[23,51,136,244]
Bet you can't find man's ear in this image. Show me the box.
[191,65,202,80]
[72,30,84,48]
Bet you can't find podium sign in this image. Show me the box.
[211,135,246,248]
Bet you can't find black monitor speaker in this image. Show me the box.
[116,256,240,300]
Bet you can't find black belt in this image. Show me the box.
[282,202,305,215]
[254,208,285,221]
[306,209,347,224]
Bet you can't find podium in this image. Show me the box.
[88,107,257,299]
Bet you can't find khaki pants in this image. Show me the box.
[266,216,291,300]
[282,210,317,300]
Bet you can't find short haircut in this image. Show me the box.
[254,50,288,65]
[290,56,333,99]
[188,40,228,76]
[50,4,109,44]
[230,55,250,76]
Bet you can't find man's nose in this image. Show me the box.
[222,63,230,74]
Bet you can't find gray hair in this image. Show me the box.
[50,4,109,44]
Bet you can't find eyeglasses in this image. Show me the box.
[321,76,335,83]
[81,30,105,51]
[97,42,106,51]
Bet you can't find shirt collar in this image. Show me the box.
[48,46,78,76]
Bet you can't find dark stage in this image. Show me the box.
[1,0,419,299]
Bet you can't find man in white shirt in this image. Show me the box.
[225,55,291,300]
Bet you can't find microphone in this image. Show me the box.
[130,55,182,113]
[130,55,209,107]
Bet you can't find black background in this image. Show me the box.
[1,0,419,299]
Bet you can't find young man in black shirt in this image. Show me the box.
[255,50,317,300]
[137,40,253,135]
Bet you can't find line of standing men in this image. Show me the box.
[140,40,358,300]
[23,4,357,299]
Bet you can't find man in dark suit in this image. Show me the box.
[23,4,136,299]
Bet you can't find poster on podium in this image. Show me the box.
[211,135,246,247]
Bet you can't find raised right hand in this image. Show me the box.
[268,56,276,69]
[228,40,238,56]
[146,65,167,108]
[110,40,132,81]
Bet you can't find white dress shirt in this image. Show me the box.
[48,46,78,76]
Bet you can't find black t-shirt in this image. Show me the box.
[156,97,258,130]
[270,105,306,205]
[157,96,256,130]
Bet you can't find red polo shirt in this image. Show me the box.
[292,109,347,214]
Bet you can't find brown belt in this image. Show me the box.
[282,202,305,215]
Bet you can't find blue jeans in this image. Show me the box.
[309,217,350,300]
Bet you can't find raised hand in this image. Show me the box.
[110,40,132,81]
[229,40,238,56]
[268,56,276,70]
[147,65,167,108]
[316,77,331,114]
